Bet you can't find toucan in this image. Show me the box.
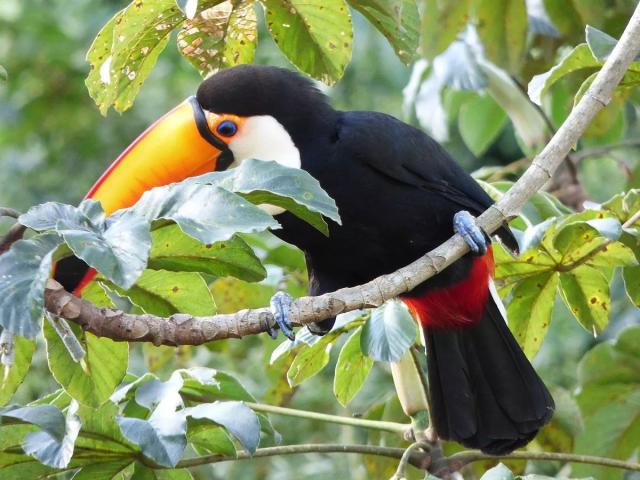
[55,65,554,454]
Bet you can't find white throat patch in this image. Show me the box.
[228,115,301,169]
[228,115,301,216]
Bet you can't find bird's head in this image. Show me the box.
[87,65,334,215]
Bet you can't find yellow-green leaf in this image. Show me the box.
[333,327,373,406]
[260,0,353,85]
[507,272,559,358]
[421,0,470,60]
[559,266,610,335]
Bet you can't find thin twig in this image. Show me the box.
[448,450,640,473]
[0,207,21,219]
[0,222,26,254]
[174,443,427,469]
[569,139,640,163]
[36,2,640,346]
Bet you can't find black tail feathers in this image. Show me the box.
[426,294,554,455]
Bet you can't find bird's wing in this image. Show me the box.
[336,111,518,252]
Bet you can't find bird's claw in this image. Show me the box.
[453,210,489,255]
[268,291,296,341]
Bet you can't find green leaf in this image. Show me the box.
[542,0,583,40]
[507,272,559,358]
[260,0,353,85]
[474,0,527,72]
[480,463,514,480]
[0,337,35,406]
[585,25,618,61]
[21,201,151,290]
[76,401,137,455]
[458,94,508,156]
[1,405,66,440]
[44,320,128,407]
[573,326,640,480]
[333,327,373,406]
[421,0,470,60]
[0,233,62,338]
[287,334,334,387]
[194,159,341,235]
[0,65,7,82]
[117,375,186,468]
[348,0,419,63]
[71,460,133,480]
[535,387,583,453]
[178,1,256,76]
[361,300,417,362]
[559,266,610,335]
[101,269,215,317]
[131,463,193,480]
[3,401,81,469]
[149,225,266,281]
[185,401,260,453]
[188,424,236,456]
[133,184,278,244]
[528,44,601,105]
[623,266,640,307]
[85,0,182,114]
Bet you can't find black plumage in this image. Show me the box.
[198,66,553,453]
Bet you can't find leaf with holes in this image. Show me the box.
[334,327,373,406]
[507,272,558,358]
[474,0,527,72]
[260,0,353,84]
[347,0,419,63]
[148,225,266,281]
[0,233,62,338]
[0,336,36,406]
[361,300,417,362]
[178,1,257,76]
[421,0,470,60]
[559,266,610,335]
[100,269,215,317]
[43,320,128,407]
[86,0,182,114]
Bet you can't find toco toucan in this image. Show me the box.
[55,65,554,454]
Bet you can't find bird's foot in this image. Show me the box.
[453,210,489,255]
[267,291,296,341]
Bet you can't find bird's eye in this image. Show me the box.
[216,120,238,137]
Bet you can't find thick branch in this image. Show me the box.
[43,4,640,345]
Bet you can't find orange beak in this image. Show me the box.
[86,96,233,215]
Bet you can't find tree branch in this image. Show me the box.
[447,450,640,474]
[41,4,640,345]
[174,443,428,470]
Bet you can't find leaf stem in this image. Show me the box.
[245,402,407,434]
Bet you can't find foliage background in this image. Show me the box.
[0,0,639,479]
